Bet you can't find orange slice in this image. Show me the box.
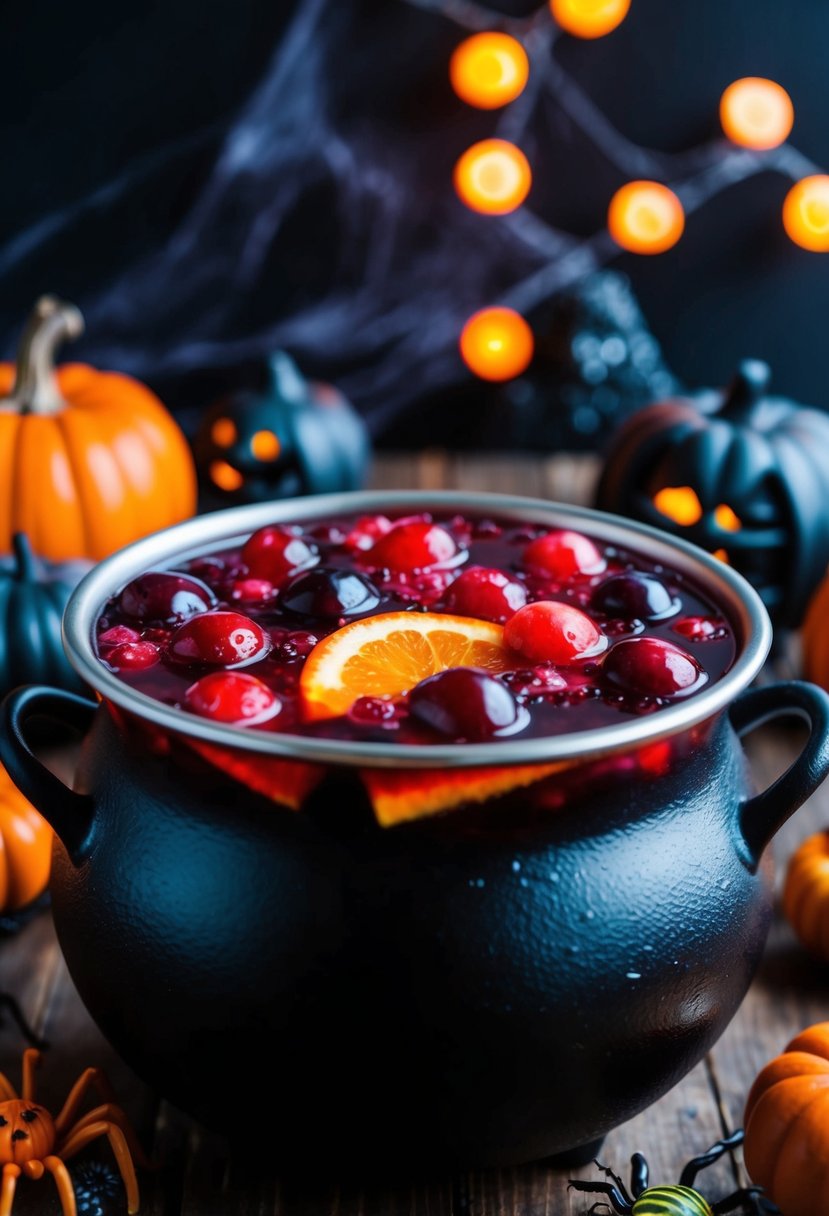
[179,737,325,811]
[300,611,514,722]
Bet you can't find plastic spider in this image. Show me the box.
[569,1129,780,1215]
[0,1048,148,1216]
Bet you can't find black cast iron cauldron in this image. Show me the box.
[2,492,829,1173]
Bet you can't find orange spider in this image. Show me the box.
[0,1048,148,1216]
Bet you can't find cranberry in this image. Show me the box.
[344,514,393,552]
[362,521,460,572]
[105,641,161,671]
[591,572,679,622]
[602,638,706,698]
[278,567,381,620]
[444,566,527,623]
[409,668,527,742]
[523,530,606,580]
[97,625,141,650]
[167,611,272,668]
[504,601,606,664]
[184,671,281,725]
[230,578,276,604]
[276,631,319,661]
[242,526,319,582]
[673,616,729,642]
[348,697,407,727]
[118,571,217,626]
[500,666,568,699]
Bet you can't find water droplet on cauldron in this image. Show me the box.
[626,972,642,980]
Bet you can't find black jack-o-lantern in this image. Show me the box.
[194,353,370,508]
[595,360,829,628]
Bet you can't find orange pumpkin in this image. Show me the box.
[803,569,829,687]
[744,1021,829,1214]
[782,830,829,958]
[0,296,197,560]
[0,762,52,913]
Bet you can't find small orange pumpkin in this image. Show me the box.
[803,569,829,687]
[782,830,829,958]
[0,762,52,913]
[0,296,197,560]
[744,1021,829,1214]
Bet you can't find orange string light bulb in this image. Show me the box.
[720,77,794,150]
[454,140,532,215]
[549,0,631,39]
[608,181,685,254]
[450,33,530,109]
[460,308,534,381]
[783,176,829,251]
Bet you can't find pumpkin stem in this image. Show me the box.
[720,359,772,421]
[11,533,37,583]
[5,296,84,416]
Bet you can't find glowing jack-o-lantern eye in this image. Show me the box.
[211,418,238,447]
[250,430,281,461]
[210,461,244,492]
[715,503,742,532]
[653,486,703,526]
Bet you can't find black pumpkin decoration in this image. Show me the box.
[595,360,829,628]
[0,533,89,695]
[194,352,370,508]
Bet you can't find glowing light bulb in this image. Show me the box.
[783,176,829,251]
[450,33,529,110]
[720,77,794,150]
[454,140,532,215]
[549,0,631,39]
[460,308,534,381]
[608,181,685,254]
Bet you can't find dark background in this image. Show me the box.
[3,0,828,444]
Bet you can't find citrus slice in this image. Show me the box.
[300,611,513,722]
[361,761,569,826]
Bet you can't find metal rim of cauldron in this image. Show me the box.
[62,490,772,770]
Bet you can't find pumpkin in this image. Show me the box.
[743,1021,829,1214]
[193,352,369,508]
[0,533,89,697]
[0,762,52,914]
[0,296,197,560]
[595,360,829,628]
[802,571,829,688]
[781,830,829,958]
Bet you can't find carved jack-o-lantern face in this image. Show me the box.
[200,408,301,502]
[0,1100,56,1164]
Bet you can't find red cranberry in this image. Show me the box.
[242,526,319,582]
[184,671,281,725]
[504,601,606,664]
[362,521,460,572]
[348,697,407,727]
[444,566,528,623]
[591,572,679,622]
[230,578,276,604]
[106,641,161,671]
[276,631,319,661]
[278,567,381,620]
[673,616,729,642]
[500,665,568,699]
[344,514,393,551]
[167,611,272,668]
[98,625,141,651]
[602,638,706,698]
[408,668,527,742]
[523,531,606,580]
[118,571,217,625]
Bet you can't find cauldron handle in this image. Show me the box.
[730,680,829,865]
[0,686,97,865]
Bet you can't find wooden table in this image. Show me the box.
[1,453,823,1216]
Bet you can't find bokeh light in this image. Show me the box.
[783,176,829,251]
[454,140,532,215]
[460,308,534,381]
[720,77,794,150]
[550,0,631,39]
[450,33,530,110]
[608,181,685,254]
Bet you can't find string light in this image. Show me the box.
[454,139,532,215]
[720,78,794,151]
[783,175,829,251]
[549,0,631,40]
[608,181,685,254]
[450,33,529,110]
[459,308,534,380]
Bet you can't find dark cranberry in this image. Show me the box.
[184,671,281,725]
[105,641,161,671]
[504,601,606,664]
[602,638,706,698]
[118,571,217,626]
[591,573,679,622]
[167,611,272,669]
[348,697,407,727]
[523,530,606,579]
[278,567,381,620]
[444,566,528,623]
[277,631,319,661]
[500,666,568,699]
[408,668,527,742]
[362,521,460,572]
[242,526,319,583]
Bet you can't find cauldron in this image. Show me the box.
[2,492,828,1172]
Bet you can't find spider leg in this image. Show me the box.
[568,1178,632,1212]
[44,1157,77,1216]
[0,995,47,1050]
[20,1049,41,1103]
[60,1102,151,1168]
[589,1159,635,1206]
[711,1186,782,1215]
[630,1152,649,1198]
[679,1129,745,1188]
[58,1120,139,1215]
[53,1067,117,1138]
[0,1163,20,1216]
